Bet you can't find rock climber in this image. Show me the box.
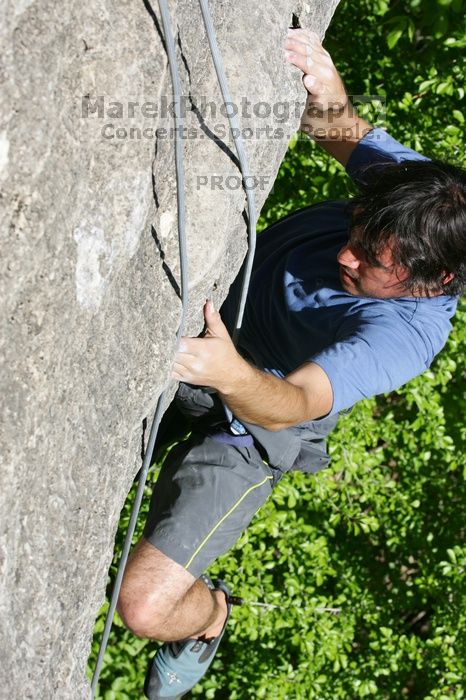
[117,28,466,699]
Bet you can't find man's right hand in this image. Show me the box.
[284,28,348,115]
[284,28,373,167]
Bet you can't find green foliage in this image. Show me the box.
[88,0,466,697]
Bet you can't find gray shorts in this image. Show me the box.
[143,384,338,578]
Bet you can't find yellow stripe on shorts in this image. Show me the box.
[184,474,273,570]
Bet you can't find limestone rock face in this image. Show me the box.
[0,0,340,696]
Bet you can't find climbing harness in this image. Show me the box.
[90,0,257,695]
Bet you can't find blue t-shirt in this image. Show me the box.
[233,128,458,416]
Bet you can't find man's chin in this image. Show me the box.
[340,270,360,294]
[341,275,373,298]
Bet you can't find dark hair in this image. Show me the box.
[348,158,466,296]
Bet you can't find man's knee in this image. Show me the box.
[117,538,195,638]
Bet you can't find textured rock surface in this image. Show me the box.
[0,0,340,696]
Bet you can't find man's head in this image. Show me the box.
[339,159,466,299]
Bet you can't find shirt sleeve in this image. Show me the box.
[346,127,429,186]
[309,312,433,416]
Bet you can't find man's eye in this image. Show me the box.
[349,234,389,269]
[350,241,367,258]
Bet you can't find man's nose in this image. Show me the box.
[337,244,361,269]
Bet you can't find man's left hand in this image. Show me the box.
[173,300,249,393]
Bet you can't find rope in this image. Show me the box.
[198,0,257,342]
[90,0,187,693]
[90,0,257,694]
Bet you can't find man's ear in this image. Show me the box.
[442,272,454,285]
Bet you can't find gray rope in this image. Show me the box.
[90,0,187,694]
[198,0,257,343]
[90,0,257,694]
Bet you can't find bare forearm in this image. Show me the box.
[218,362,312,431]
[300,98,373,166]
[174,302,332,431]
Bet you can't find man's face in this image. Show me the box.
[337,235,413,299]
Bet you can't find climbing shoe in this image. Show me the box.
[144,575,231,699]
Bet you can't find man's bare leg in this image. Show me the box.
[117,538,228,641]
